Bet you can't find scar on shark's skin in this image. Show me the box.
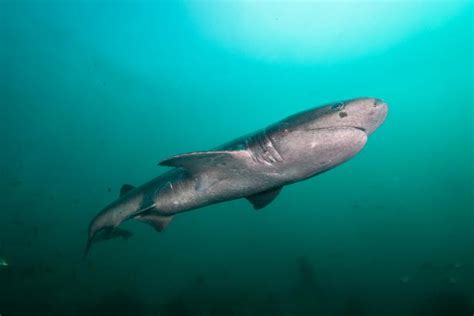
[85,97,388,255]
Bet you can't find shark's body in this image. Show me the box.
[86,97,388,254]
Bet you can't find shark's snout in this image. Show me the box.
[365,98,388,135]
[340,97,388,135]
[284,97,388,137]
[374,98,386,106]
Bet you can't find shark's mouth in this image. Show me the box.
[352,126,367,133]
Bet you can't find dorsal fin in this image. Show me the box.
[158,150,251,173]
[120,184,135,197]
[246,186,283,210]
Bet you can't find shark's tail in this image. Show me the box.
[83,226,133,258]
[83,238,93,258]
[83,184,173,257]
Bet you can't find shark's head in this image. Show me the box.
[282,97,388,135]
[267,97,388,180]
[322,97,388,135]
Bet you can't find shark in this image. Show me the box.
[85,97,388,255]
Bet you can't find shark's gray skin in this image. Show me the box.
[85,97,388,255]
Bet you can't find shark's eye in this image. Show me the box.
[331,102,345,111]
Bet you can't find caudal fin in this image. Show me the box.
[83,238,93,258]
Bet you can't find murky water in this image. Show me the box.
[1,1,472,315]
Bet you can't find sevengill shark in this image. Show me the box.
[85,97,388,255]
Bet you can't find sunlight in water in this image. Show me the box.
[186,1,469,63]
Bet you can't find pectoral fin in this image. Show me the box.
[135,213,173,232]
[158,150,251,173]
[246,186,283,210]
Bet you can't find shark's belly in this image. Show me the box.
[153,167,279,215]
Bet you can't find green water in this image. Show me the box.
[1,1,473,315]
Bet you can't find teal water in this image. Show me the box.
[1,1,473,315]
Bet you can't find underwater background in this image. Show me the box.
[1,1,473,315]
